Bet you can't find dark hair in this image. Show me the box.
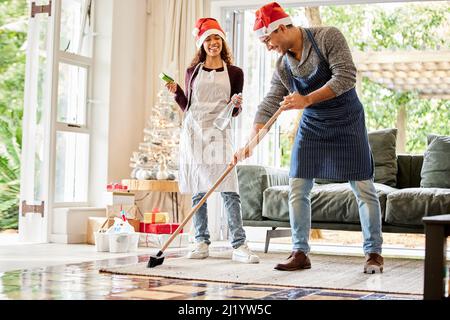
[189,37,234,67]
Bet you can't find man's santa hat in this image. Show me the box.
[253,2,293,38]
[192,18,226,49]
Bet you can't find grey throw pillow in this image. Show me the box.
[420,134,450,188]
[368,128,398,187]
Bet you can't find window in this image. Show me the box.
[59,0,93,56]
[20,0,95,241]
[53,0,94,205]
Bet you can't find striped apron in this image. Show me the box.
[287,28,374,181]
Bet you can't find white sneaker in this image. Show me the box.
[232,244,260,264]
[186,242,209,259]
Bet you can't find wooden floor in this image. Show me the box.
[0,252,422,300]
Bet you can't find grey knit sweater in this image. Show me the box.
[254,26,357,124]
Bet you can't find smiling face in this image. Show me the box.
[260,25,289,55]
[202,34,223,57]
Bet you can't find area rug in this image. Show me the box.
[100,251,424,295]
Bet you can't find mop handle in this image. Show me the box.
[239,107,284,157]
[159,164,236,253]
[159,107,284,253]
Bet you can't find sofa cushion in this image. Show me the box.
[368,128,398,187]
[385,188,450,227]
[420,134,450,188]
[237,165,289,221]
[262,182,395,223]
[396,154,423,188]
[261,185,290,222]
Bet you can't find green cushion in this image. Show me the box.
[396,154,424,188]
[368,128,398,187]
[236,165,289,221]
[386,188,450,227]
[262,183,394,223]
[262,185,290,222]
[420,134,450,188]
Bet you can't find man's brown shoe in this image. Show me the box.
[274,251,311,271]
[364,253,384,274]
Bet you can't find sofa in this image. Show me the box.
[236,129,450,252]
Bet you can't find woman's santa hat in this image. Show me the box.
[192,18,226,49]
[253,2,293,39]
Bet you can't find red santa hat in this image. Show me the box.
[192,18,226,49]
[253,2,293,39]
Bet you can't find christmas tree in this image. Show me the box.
[130,89,181,180]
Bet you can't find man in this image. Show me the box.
[233,2,384,274]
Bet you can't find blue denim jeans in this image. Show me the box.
[192,192,246,249]
[289,178,383,255]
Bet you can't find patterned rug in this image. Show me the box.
[100,251,424,295]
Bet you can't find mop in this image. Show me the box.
[147,107,285,268]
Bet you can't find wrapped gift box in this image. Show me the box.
[143,211,169,224]
[139,232,189,248]
[139,222,182,234]
[148,223,182,234]
[139,222,150,233]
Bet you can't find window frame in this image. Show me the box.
[50,0,94,208]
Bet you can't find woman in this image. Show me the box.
[166,18,259,264]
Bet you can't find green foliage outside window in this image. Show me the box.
[0,0,27,230]
[323,2,450,154]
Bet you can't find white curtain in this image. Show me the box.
[146,0,209,116]
[142,0,228,240]
[161,0,209,86]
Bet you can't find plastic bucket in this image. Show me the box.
[94,232,110,252]
[109,233,130,253]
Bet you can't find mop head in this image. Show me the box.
[147,250,165,268]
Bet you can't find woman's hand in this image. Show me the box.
[231,94,243,108]
[279,92,311,110]
[165,82,177,94]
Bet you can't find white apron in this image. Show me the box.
[179,61,239,194]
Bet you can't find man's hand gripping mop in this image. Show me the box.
[147,107,285,268]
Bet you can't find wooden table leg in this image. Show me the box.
[170,192,175,222]
[423,224,447,300]
[175,192,179,223]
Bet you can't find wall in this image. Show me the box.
[52,0,147,242]
[89,0,113,207]
[90,0,147,208]
[107,0,147,183]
